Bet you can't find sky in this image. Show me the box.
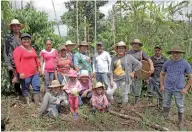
[11,0,192,37]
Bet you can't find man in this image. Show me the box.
[160,45,192,130]
[127,39,154,104]
[3,19,24,98]
[65,40,76,66]
[148,45,167,108]
[93,41,111,89]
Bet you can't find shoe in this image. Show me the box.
[178,112,184,130]
[24,96,30,106]
[74,113,79,120]
[162,107,170,120]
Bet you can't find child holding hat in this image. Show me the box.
[91,82,110,113]
[39,80,69,118]
[64,70,82,120]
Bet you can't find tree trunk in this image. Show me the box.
[84,16,87,42]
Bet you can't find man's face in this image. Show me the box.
[95,87,103,95]
[117,46,126,55]
[52,87,61,94]
[66,45,75,52]
[21,37,31,46]
[171,52,181,61]
[11,24,21,33]
[97,44,103,53]
[132,43,140,51]
[80,45,88,53]
[155,48,162,57]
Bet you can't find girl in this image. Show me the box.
[78,70,92,105]
[91,82,110,113]
[40,38,58,92]
[64,70,82,120]
[55,45,73,85]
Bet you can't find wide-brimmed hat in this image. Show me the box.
[115,41,128,49]
[68,70,77,78]
[59,45,67,51]
[130,39,143,47]
[65,40,76,46]
[93,82,105,90]
[167,45,185,54]
[48,80,64,88]
[78,41,90,47]
[21,33,31,39]
[7,19,24,30]
[79,70,89,78]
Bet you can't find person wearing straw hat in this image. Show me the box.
[74,41,92,74]
[108,41,142,105]
[3,19,24,98]
[127,39,154,105]
[65,40,76,63]
[147,45,168,108]
[55,45,73,85]
[93,41,111,90]
[40,37,58,92]
[91,82,110,113]
[39,80,69,118]
[160,45,192,130]
[78,70,92,105]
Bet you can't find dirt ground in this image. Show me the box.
[1,94,192,131]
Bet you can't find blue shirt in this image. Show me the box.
[161,59,192,91]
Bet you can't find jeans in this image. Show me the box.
[20,74,40,96]
[163,89,184,113]
[107,78,132,103]
[78,90,92,105]
[96,72,110,89]
[131,78,142,97]
[44,72,54,91]
[57,72,67,85]
[46,104,60,118]
[148,77,163,99]
[92,104,110,112]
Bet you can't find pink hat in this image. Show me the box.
[68,70,77,78]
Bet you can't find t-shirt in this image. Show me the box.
[161,59,192,91]
[13,46,40,79]
[127,50,149,61]
[40,49,58,72]
[57,57,72,74]
[151,55,167,79]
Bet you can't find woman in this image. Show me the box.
[13,33,41,105]
[40,38,58,92]
[55,45,73,85]
[107,41,142,106]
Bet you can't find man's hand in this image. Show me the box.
[180,89,188,95]
[56,99,60,105]
[160,86,165,92]
[110,81,114,88]
[150,67,154,74]
[130,72,135,79]
[7,66,13,71]
[20,73,25,79]
[86,58,91,63]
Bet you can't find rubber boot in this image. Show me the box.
[134,96,139,105]
[33,93,40,105]
[178,112,183,130]
[162,107,170,120]
[24,96,30,106]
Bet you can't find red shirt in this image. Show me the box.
[57,57,72,74]
[13,45,40,79]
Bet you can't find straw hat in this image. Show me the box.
[167,45,185,54]
[78,41,90,47]
[59,45,67,51]
[93,82,105,90]
[7,19,24,30]
[130,39,143,47]
[68,70,77,78]
[79,70,89,78]
[115,41,128,49]
[65,40,76,46]
[48,80,64,88]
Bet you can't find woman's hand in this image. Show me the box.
[20,73,25,79]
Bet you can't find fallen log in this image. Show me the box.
[110,110,169,131]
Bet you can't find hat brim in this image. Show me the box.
[79,75,90,78]
[167,50,185,54]
[65,43,76,46]
[93,86,105,90]
[130,42,143,47]
[69,75,77,78]
[48,84,64,88]
[7,24,24,30]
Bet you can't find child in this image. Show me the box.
[40,38,58,92]
[91,82,110,113]
[39,80,69,118]
[64,70,82,120]
[78,70,92,105]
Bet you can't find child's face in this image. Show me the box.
[95,87,104,95]
[80,76,89,83]
[69,77,77,82]
[52,87,61,94]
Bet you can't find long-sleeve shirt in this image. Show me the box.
[79,79,92,91]
[39,91,68,114]
[93,51,111,73]
[64,80,82,95]
[91,93,109,107]
[13,45,40,79]
[3,33,21,67]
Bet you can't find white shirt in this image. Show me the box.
[93,51,111,73]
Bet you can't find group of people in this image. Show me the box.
[3,19,192,129]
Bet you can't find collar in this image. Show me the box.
[154,55,163,60]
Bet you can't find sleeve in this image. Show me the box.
[3,35,12,67]
[89,79,92,90]
[39,92,50,114]
[33,49,40,66]
[73,53,79,68]
[13,47,23,74]
[39,50,43,57]
[91,95,97,107]
[185,62,192,75]
[161,60,168,72]
[92,54,96,73]
[103,94,109,106]
[64,83,70,94]
[78,81,83,92]
[142,52,150,60]
[107,52,112,72]
[130,55,142,72]
[110,57,115,74]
